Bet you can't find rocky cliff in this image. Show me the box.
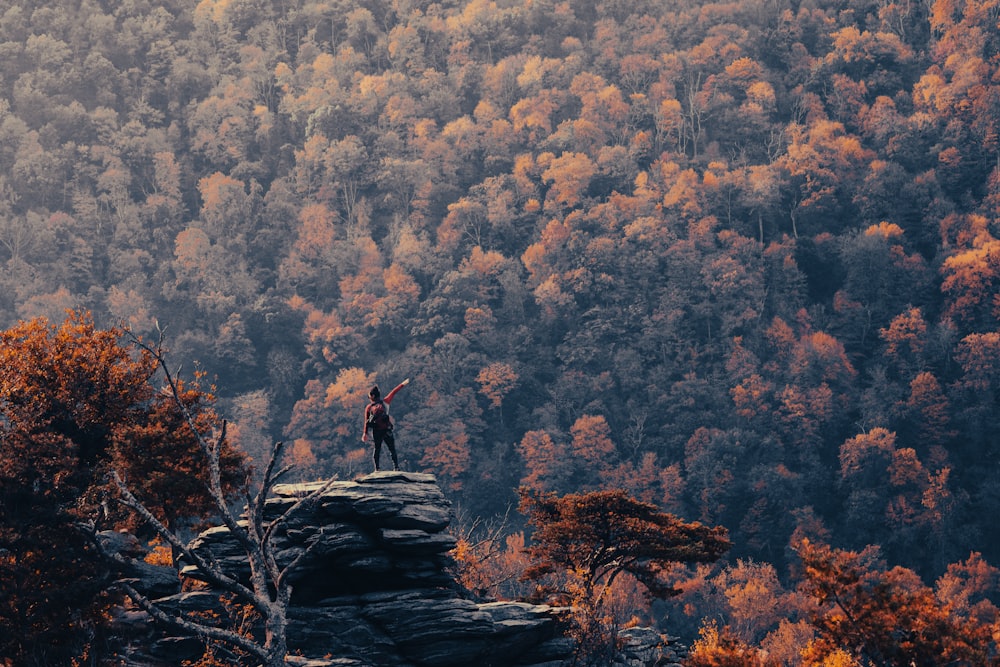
[113,472,574,666]
[113,471,685,666]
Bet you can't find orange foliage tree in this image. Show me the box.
[476,361,519,410]
[516,429,571,491]
[519,487,730,664]
[420,420,471,491]
[0,312,247,664]
[685,620,776,667]
[795,539,1000,667]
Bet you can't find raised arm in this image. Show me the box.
[382,377,410,405]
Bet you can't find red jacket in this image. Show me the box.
[362,381,407,439]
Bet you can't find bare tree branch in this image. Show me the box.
[91,329,346,666]
[119,580,267,662]
[76,520,266,661]
[110,471,257,602]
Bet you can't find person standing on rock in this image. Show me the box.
[362,378,410,471]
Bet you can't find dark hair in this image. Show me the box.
[369,385,380,398]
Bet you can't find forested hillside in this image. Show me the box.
[1,0,999,637]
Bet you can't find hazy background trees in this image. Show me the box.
[2,0,1000,657]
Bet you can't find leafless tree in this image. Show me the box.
[450,504,530,601]
[82,329,337,667]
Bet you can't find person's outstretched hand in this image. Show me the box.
[402,377,411,386]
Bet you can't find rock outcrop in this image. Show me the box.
[115,471,575,666]
[113,471,688,666]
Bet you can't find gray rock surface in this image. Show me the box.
[614,626,688,666]
[118,472,576,666]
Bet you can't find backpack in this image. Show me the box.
[367,400,392,430]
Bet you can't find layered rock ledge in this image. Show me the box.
[116,471,575,666]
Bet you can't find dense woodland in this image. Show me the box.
[1,0,1000,662]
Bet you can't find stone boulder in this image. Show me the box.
[121,472,575,666]
[614,626,688,666]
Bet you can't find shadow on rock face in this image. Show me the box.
[117,473,578,667]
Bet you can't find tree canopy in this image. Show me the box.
[0,0,1000,658]
[519,487,730,601]
[0,312,246,663]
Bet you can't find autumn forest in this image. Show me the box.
[1,0,1000,662]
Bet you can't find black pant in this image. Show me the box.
[372,428,398,470]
